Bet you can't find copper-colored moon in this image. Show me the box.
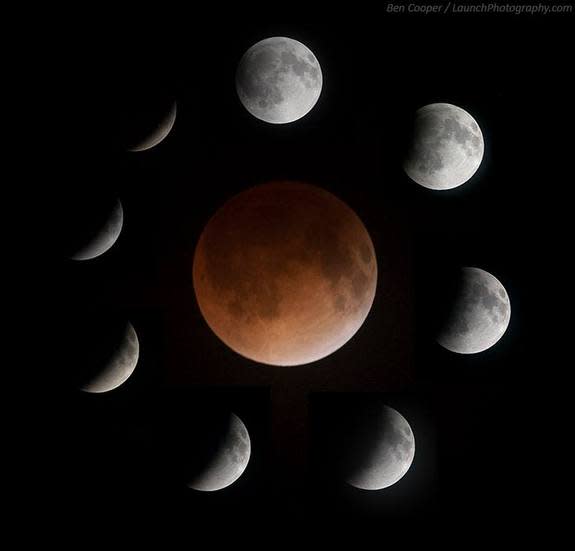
[193,181,378,366]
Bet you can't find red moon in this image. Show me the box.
[193,182,377,366]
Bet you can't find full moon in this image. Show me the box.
[70,198,123,261]
[403,103,484,190]
[236,37,323,124]
[193,182,377,366]
[80,321,139,393]
[437,267,511,354]
[341,403,415,491]
[127,100,177,152]
[188,413,251,492]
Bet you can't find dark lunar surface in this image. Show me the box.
[193,181,377,365]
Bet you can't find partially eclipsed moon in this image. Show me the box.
[403,103,484,190]
[192,181,377,366]
[188,413,251,492]
[71,198,123,261]
[342,404,415,491]
[81,322,139,393]
[128,100,177,152]
[236,37,323,124]
[437,267,511,354]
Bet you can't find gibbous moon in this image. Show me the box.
[236,37,323,124]
[437,267,511,354]
[128,100,177,152]
[192,181,377,366]
[81,322,139,393]
[188,413,251,492]
[341,404,415,491]
[403,103,484,190]
[70,198,123,261]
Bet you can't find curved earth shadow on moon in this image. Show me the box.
[55,312,137,392]
[58,195,123,261]
[403,103,484,190]
[70,199,123,261]
[127,100,176,152]
[437,267,511,354]
[314,397,415,491]
[184,412,251,492]
[107,84,177,152]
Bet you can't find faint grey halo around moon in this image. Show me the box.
[81,322,139,393]
[437,267,511,354]
[188,413,251,492]
[70,198,123,261]
[403,102,484,190]
[236,37,323,124]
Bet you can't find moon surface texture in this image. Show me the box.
[193,182,377,366]
[188,413,251,492]
[81,322,139,393]
[236,37,322,124]
[342,404,415,491]
[403,103,484,190]
[71,199,123,261]
[437,267,511,354]
[128,100,176,152]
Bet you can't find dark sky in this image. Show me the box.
[21,12,571,538]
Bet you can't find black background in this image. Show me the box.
[19,10,571,539]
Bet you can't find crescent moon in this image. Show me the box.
[128,100,177,152]
[81,322,139,393]
[71,198,123,261]
[342,404,415,491]
[188,413,251,492]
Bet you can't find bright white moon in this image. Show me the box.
[236,37,323,124]
[404,103,484,190]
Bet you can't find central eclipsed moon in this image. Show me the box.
[193,182,377,366]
